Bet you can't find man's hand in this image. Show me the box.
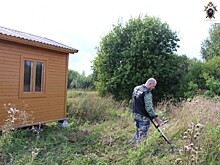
[154,118,164,126]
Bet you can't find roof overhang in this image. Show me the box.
[0,33,78,54]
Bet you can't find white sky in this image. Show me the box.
[1,0,220,76]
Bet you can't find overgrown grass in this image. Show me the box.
[0,91,219,164]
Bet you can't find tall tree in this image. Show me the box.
[82,70,85,76]
[201,23,220,61]
[93,15,188,102]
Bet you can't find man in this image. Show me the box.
[131,78,164,143]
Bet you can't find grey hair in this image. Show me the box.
[146,78,157,85]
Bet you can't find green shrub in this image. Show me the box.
[184,81,199,99]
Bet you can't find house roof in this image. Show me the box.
[0,26,78,54]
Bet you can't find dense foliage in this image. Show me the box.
[93,15,189,102]
[201,23,220,61]
[183,56,220,98]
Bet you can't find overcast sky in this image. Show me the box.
[1,0,220,76]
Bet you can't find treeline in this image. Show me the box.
[67,70,95,90]
[68,16,220,103]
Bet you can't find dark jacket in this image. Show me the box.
[132,84,158,120]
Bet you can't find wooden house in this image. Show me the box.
[0,26,78,130]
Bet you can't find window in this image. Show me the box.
[23,60,33,92]
[35,62,44,92]
[20,56,47,98]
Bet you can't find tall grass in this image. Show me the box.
[67,90,125,125]
[156,96,220,164]
[0,91,219,164]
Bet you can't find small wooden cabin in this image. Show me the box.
[0,26,78,130]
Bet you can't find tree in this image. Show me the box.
[203,56,220,79]
[183,59,205,89]
[68,70,79,88]
[202,56,220,97]
[93,15,188,102]
[182,56,220,98]
[82,70,85,76]
[201,23,220,61]
[70,74,95,90]
[68,70,95,90]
